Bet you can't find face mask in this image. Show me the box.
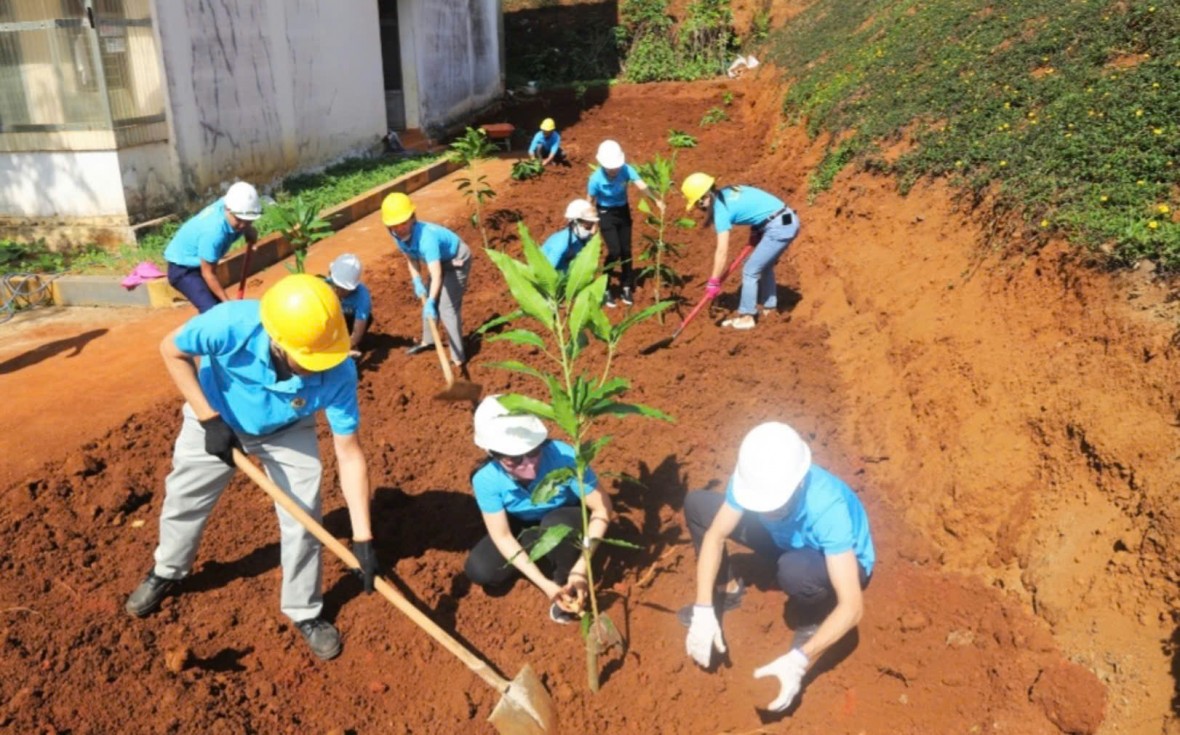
[574,224,594,240]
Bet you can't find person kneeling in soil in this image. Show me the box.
[528,118,566,166]
[124,274,378,662]
[381,192,472,373]
[541,198,599,272]
[325,253,373,358]
[465,395,613,623]
[682,422,874,713]
[681,173,800,331]
[163,181,262,313]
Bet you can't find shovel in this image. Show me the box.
[231,449,557,735]
[236,243,254,299]
[422,300,483,403]
[641,243,754,355]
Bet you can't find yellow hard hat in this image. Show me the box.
[381,192,416,227]
[260,274,350,372]
[681,172,716,211]
[540,118,556,132]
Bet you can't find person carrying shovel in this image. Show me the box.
[681,422,874,713]
[124,274,379,662]
[163,181,262,313]
[381,192,472,373]
[464,395,613,624]
[681,173,800,331]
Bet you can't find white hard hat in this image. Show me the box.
[564,198,598,222]
[224,181,262,221]
[473,395,548,456]
[596,140,625,169]
[329,253,363,291]
[731,422,812,512]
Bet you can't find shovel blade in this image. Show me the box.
[433,379,483,404]
[487,664,558,735]
[639,336,674,355]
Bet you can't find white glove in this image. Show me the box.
[753,648,810,712]
[685,605,726,668]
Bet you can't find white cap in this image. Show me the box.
[596,140,625,169]
[329,253,363,291]
[731,422,812,512]
[224,181,262,221]
[563,198,598,222]
[473,395,548,456]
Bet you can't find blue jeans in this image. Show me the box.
[167,262,220,313]
[739,214,800,315]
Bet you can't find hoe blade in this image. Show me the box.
[434,378,483,404]
[487,664,558,735]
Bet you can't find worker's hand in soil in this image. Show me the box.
[198,415,241,466]
[753,648,809,712]
[557,575,588,614]
[351,540,378,594]
[685,605,727,668]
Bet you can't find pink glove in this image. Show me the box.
[704,278,723,299]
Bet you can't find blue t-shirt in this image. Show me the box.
[725,464,875,575]
[472,440,599,522]
[587,164,641,208]
[173,300,360,437]
[540,226,592,272]
[329,280,372,322]
[529,130,561,155]
[163,198,242,267]
[710,186,785,234]
[390,221,462,263]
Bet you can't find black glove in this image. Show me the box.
[199,415,241,466]
[352,540,378,594]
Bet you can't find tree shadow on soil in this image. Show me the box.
[0,328,107,375]
[1170,624,1179,717]
[356,330,414,374]
[611,454,690,576]
[183,542,281,595]
[191,647,252,673]
[368,486,484,562]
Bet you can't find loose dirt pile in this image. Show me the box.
[2,76,1175,733]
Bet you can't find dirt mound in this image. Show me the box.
[4,75,1174,733]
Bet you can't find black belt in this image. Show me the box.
[754,207,793,232]
[597,204,629,212]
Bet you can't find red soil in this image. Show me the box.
[2,75,1176,734]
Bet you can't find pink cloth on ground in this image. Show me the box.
[121,261,166,289]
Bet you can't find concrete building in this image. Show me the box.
[0,0,504,248]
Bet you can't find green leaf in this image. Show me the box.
[568,273,603,338]
[675,217,697,229]
[564,234,602,301]
[519,222,559,298]
[610,300,676,343]
[486,248,555,329]
[637,198,652,214]
[483,359,548,381]
[588,308,612,342]
[549,385,579,438]
[589,401,675,422]
[526,523,575,563]
[598,537,642,550]
[530,466,576,506]
[577,436,612,467]
[486,329,547,350]
[497,392,556,420]
[586,376,630,407]
[476,309,525,335]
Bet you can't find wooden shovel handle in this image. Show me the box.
[236,244,254,299]
[426,310,456,388]
[231,449,509,692]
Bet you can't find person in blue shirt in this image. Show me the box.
[465,395,614,623]
[325,253,373,358]
[380,192,473,371]
[163,181,262,313]
[124,274,379,663]
[588,139,665,307]
[541,198,599,272]
[681,422,874,714]
[681,173,801,331]
[528,118,565,166]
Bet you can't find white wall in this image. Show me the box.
[153,0,387,200]
[0,150,127,218]
[400,0,503,135]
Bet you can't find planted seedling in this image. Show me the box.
[667,129,698,149]
[449,127,499,250]
[270,197,332,274]
[635,153,696,317]
[511,158,546,181]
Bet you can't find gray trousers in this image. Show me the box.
[420,241,472,364]
[152,404,325,622]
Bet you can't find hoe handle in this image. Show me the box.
[672,243,754,339]
[423,297,456,387]
[232,450,511,693]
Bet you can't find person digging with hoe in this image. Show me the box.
[125,274,378,661]
[163,181,262,313]
[464,395,613,624]
[681,173,800,331]
[682,422,874,713]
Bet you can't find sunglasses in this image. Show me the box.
[493,445,543,466]
[575,219,597,228]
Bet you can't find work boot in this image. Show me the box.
[621,286,634,306]
[603,288,617,309]
[125,571,178,617]
[296,618,342,661]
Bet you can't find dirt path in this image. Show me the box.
[1,80,1175,734]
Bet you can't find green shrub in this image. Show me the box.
[667,129,698,148]
[512,158,546,181]
[700,107,729,126]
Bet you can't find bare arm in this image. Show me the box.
[710,230,731,281]
[159,327,217,419]
[483,510,562,600]
[425,259,444,301]
[332,432,372,542]
[199,259,231,304]
[694,502,743,606]
[568,489,613,579]
[633,179,666,213]
[798,551,864,663]
[349,317,368,351]
[403,254,421,284]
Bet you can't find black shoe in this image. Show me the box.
[549,602,581,625]
[406,342,435,356]
[125,571,177,617]
[604,290,617,309]
[621,287,634,306]
[296,618,342,661]
[676,579,746,626]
